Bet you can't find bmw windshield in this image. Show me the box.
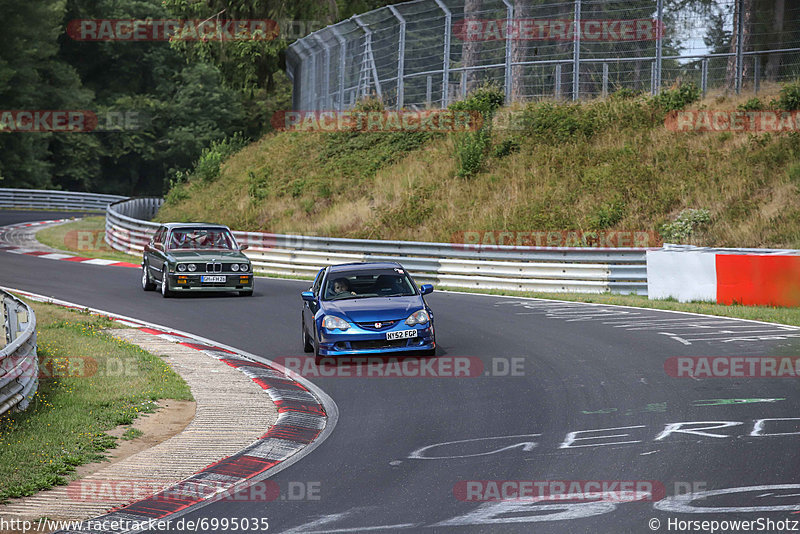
[322,268,418,301]
[167,228,237,251]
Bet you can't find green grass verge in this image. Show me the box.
[0,300,192,502]
[36,217,141,264]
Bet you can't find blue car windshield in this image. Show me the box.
[323,269,417,300]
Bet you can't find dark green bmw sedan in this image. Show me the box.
[141,223,254,297]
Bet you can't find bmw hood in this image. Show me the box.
[323,296,424,323]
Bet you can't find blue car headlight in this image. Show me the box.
[405,309,430,326]
[322,315,350,331]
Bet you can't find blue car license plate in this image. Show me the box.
[201,275,226,283]
[386,329,417,340]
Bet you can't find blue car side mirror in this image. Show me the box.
[420,284,433,295]
[301,291,315,301]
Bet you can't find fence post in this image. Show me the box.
[389,6,406,109]
[555,63,562,99]
[602,63,609,97]
[650,61,656,95]
[572,0,581,100]
[297,41,316,109]
[701,58,708,97]
[434,0,452,108]
[753,55,760,94]
[314,34,331,109]
[461,70,467,98]
[655,0,663,94]
[735,0,744,94]
[426,76,433,107]
[353,16,382,101]
[331,27,347,111]
[502,0,514,103]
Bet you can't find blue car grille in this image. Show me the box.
[348,339,409,350]
[355,320,399,331]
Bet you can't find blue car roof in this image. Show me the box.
[328,262,402,273]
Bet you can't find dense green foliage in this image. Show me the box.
[0,0,396,195]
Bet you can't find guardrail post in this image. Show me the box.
[434,0,452,108]
[389,6,406,110]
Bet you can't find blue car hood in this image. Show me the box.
[323,296,423,322]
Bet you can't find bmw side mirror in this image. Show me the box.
[239,244,249,251]
[301,291,315,302]
[420,284,433,295]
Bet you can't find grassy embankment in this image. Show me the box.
[156,83,800,249]
[30,83,800,326]
[0,300,192,502]
[36,216,138,264]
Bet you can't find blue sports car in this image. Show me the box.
[301,262,436,362]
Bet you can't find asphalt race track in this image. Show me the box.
[2,211,800,534]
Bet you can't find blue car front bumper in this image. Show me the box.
[317,323,435,356]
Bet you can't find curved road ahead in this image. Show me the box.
[2,211,799,534]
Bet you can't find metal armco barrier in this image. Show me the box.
[0,188,125,212]
[0,290,38,416]
[105,198,649,295]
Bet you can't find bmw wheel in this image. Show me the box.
[161,275,171,298]
[141,264,155,291]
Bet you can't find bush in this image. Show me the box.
[653,82,701,112]
[738,97,764,111]
[454,128,491,178]
[193,133,248,183]
[771,80,800,111]
[491,138,521,158]
[609,88,640,101]
[450,84,505,178]
[660,208,711,243]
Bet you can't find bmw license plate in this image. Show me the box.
[386,329,417,340]
[201,275,226,283]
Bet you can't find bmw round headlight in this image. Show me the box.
[188,263,197,272]
[177,264,187,272]
[240,263,249,272]
[231,263,240,272]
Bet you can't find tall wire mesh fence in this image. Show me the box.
[286,0,800,110]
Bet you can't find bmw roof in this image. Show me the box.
[158,222,232,230]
